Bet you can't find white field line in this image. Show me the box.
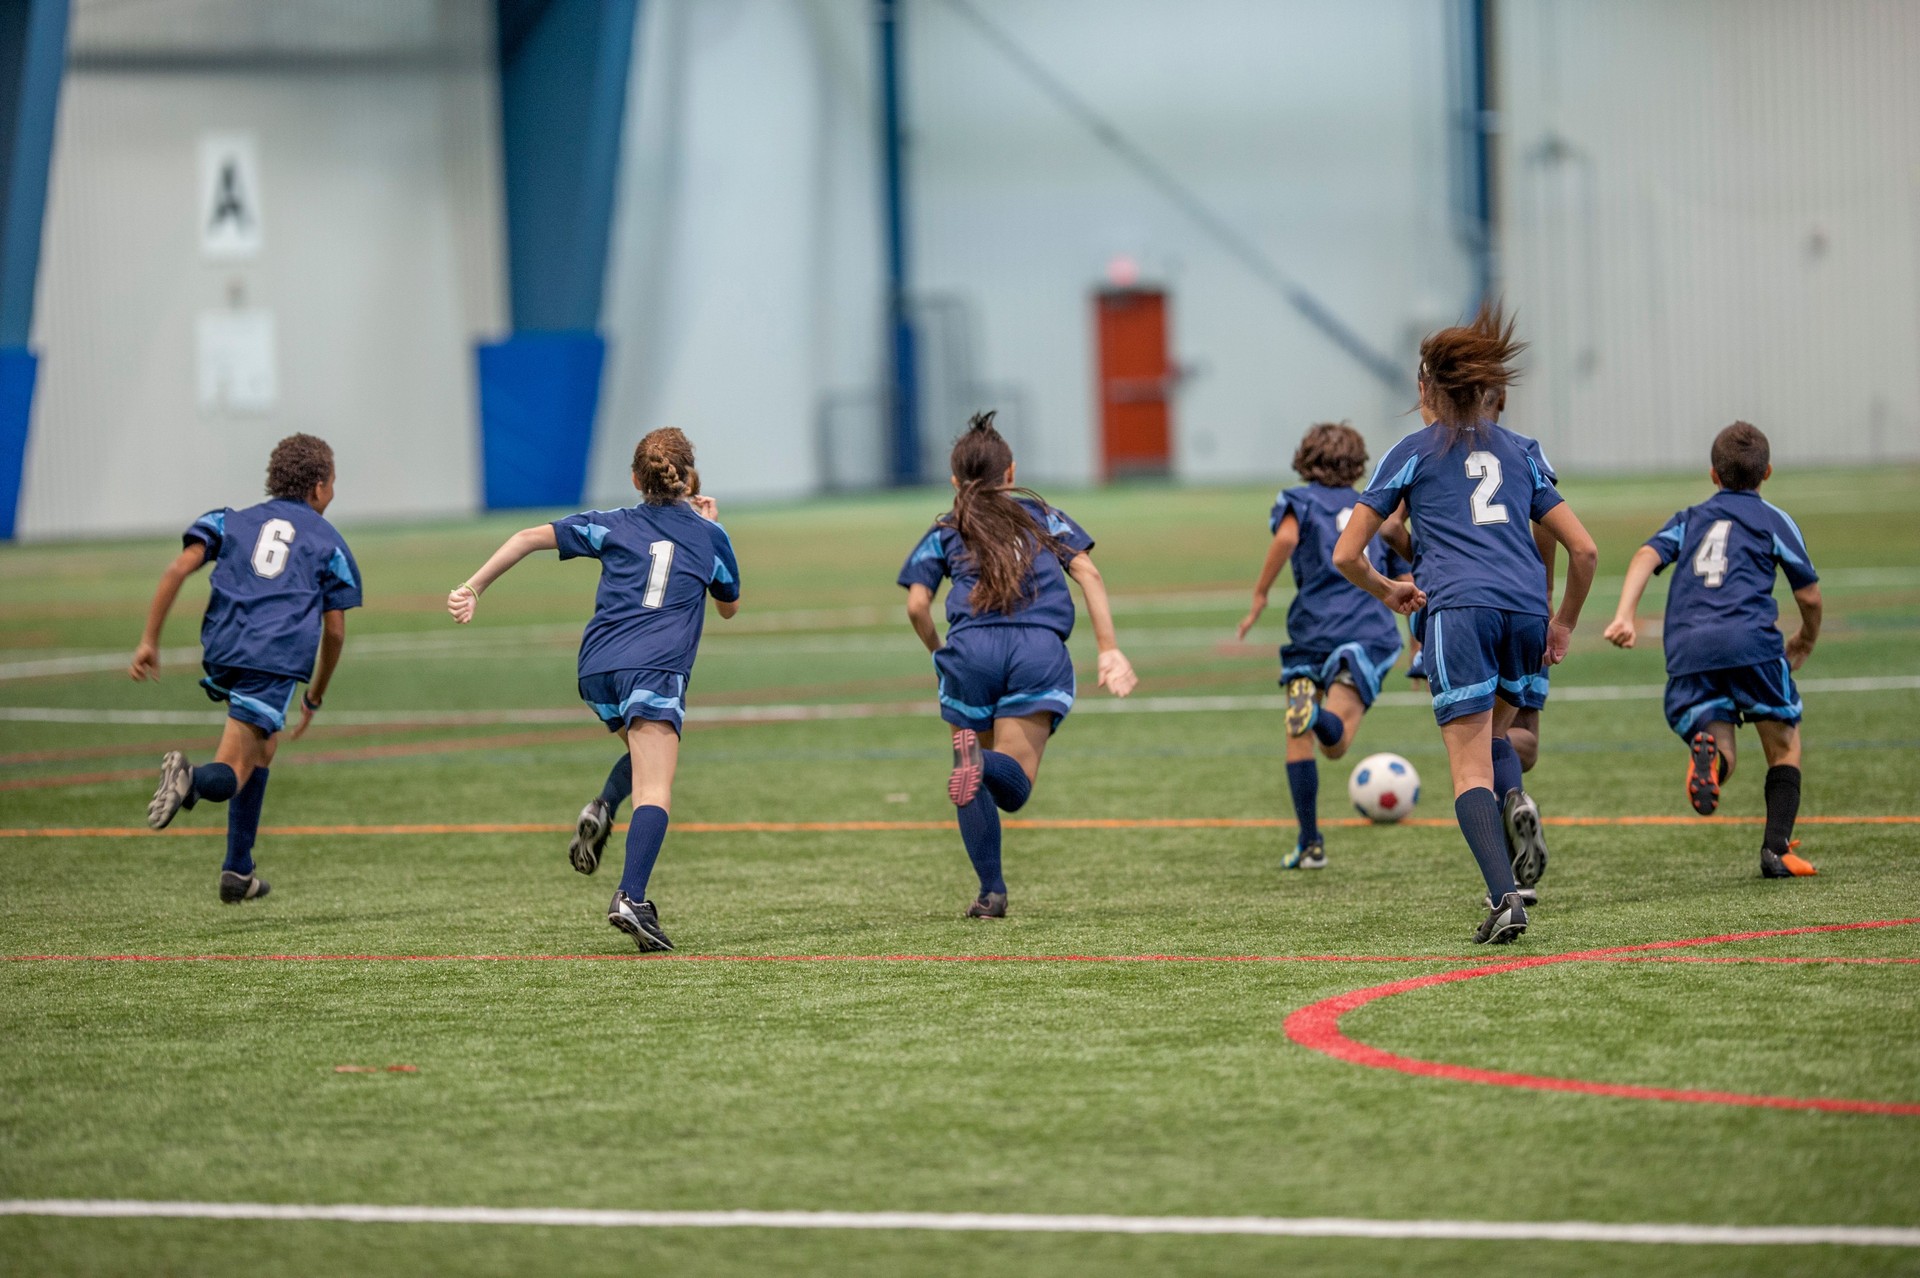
[2,676,1918,729]
[0,1200,1914,1246]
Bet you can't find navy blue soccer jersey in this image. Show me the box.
[184,498,363,680]
[897,499,1094,639]
[1647,488,1817,677]
[1270,484,1405,657]
[553,501,741,679]
[1358,423,1564,615]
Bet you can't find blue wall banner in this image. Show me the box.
[477,331,604,511]
[0,346,36,538]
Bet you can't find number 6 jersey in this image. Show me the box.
[1357,422,1565,616]
[184,498,364,680]
[1645,489,1818,676]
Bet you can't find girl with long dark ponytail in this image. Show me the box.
[898,412,1137,917]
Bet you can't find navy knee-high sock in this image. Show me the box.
[224,767,268,875]
[598,754,634,815]
[620,805,670,900]
[1456,787,1517,899]
[1311,708,1345,750]
[1491,736,1523,802]
[191,762,237,804]
[981,750,1031,812]
[955,790,1005,896]
[1286,759,1320,844]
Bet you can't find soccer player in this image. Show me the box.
[133,433,361,904]
[448,428,740,950]
[1332,305,1599,944]
[1236,422,1407,870]
[1602,421,1821,878]
[900,412,1137,918]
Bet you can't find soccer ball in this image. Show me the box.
[1348,753,1420,823]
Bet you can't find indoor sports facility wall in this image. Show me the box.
[1496,0,1920,472]
[16,1,503,539]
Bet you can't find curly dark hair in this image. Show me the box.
[1292,421,1369,487]
[1711,421,1770,491]
[265,434,335,502]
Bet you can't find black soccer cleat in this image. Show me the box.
[1282,837,1326,870]
[1482,887,1539,909]
[965,891,1008,919]
[1502,789,1549,888]
[1283,676,1317,738]
[1760,842,1818,879]
[147,751,195,830]
[608,891,674,951]
[948,728,984,806]
[569,798,613,875]
[1686,732,1721,816]
[218,870,270,903]
[1473,891,1529,945]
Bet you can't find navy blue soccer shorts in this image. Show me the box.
[200,664,300,735]
[934,625,1077,734]
[580,668,688,736]
[1423,607,1550,725]
[1664,659,1801,741]
[1280,639,1403,712]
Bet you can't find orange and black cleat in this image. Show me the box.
[1686,732,1721,816]
[1760,840,1817,878]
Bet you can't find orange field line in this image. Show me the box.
[2,814,1918,838]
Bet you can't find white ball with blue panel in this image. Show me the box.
[1348,752,1420,823]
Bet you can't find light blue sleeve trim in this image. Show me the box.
[711,555,736,586]
[326,546,357,589]
[1770,533,1806,569]
[574,522,612,554]
[1365,450,1420,496]
[909,530,945,565]
[1760,498,1808,550]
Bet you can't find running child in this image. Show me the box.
[448,428,740,950]
[900,412,1137,918]
[1333,305,1598,943]
[134,433,361,904]
[1602,421,1821,878]
[1236,422,1406,870]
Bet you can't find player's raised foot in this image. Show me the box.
[1282,837,1326,870]
[146,751,196,830]
[1473,891,1529,945]
[1483,887,1539,909]
[569,798,613,875]
[218,870,270,903]
[1686,732,1721,816]
[947,727,983,806]
[965,891,1008,919]
[1760,842,1817,879]
[607,891,674,951]
[1502,789,1549,887]
[1283,676,1317,738]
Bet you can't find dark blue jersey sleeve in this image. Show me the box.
[1357,438,1421,516]
[1269,490,1302,535]
[1764,502,1819,590]
[898,525,950,592]
[1646,509,1688,572]
[1525,438,1559,487]
[1525,457,1565,522]
[1038,504,1094,564]
[707,521,742,602]
[184,509,228,560]
[320,541,363,612]
[553,511,615,562]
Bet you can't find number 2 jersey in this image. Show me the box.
[184,498,363,680]
[1358,422,1564,616]
[552,500,742,679]
[1645,489,1817,677]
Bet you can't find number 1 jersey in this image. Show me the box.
[552,501,742,679]
[1646,489,1817,676]
[184,498,363,680]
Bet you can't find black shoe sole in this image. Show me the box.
[608,910,674,952]
[1476,917,1528,944]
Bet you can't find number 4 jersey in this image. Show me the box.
[553,501,741,679]
[184,498,364,680]
[1357,423,1565,616]
[1646,489,1817,676]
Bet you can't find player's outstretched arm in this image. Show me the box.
[448,525,559,623]
[131,542,208,680]
[1603,544,1663,650]
[1236,514,1298,641]
[1536,504,1598,665]
[292,609,348,739]
[1785,583,1822,670]
[904,583,942,655]
[1331,504,1425,615]
[1067,553,1137,697]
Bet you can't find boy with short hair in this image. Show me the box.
[132,433,361,902]
[1603,421,1821,877]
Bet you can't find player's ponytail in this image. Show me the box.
[632,428,697,505]
[944,412,1066,616]
[1418,302,1526,433]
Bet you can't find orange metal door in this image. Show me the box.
[1095,287,1173,480]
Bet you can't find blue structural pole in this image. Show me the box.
[878,0,920,486]
[1463,0,1496,307]
[0,0,66,539]
[481,0,639,510]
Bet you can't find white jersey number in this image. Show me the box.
[1464,452,1509,525]
[250,519,296,578]
[1692,519,1732,588]
[642,539,676,609]
[1335,506,1354,532]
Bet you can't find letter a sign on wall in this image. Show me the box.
[199,133,263,260]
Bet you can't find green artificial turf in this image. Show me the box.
[2,468,1918,1276]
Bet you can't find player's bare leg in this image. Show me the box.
[1316,683,1365,761]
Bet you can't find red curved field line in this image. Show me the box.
[1284,919,1920,1117]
